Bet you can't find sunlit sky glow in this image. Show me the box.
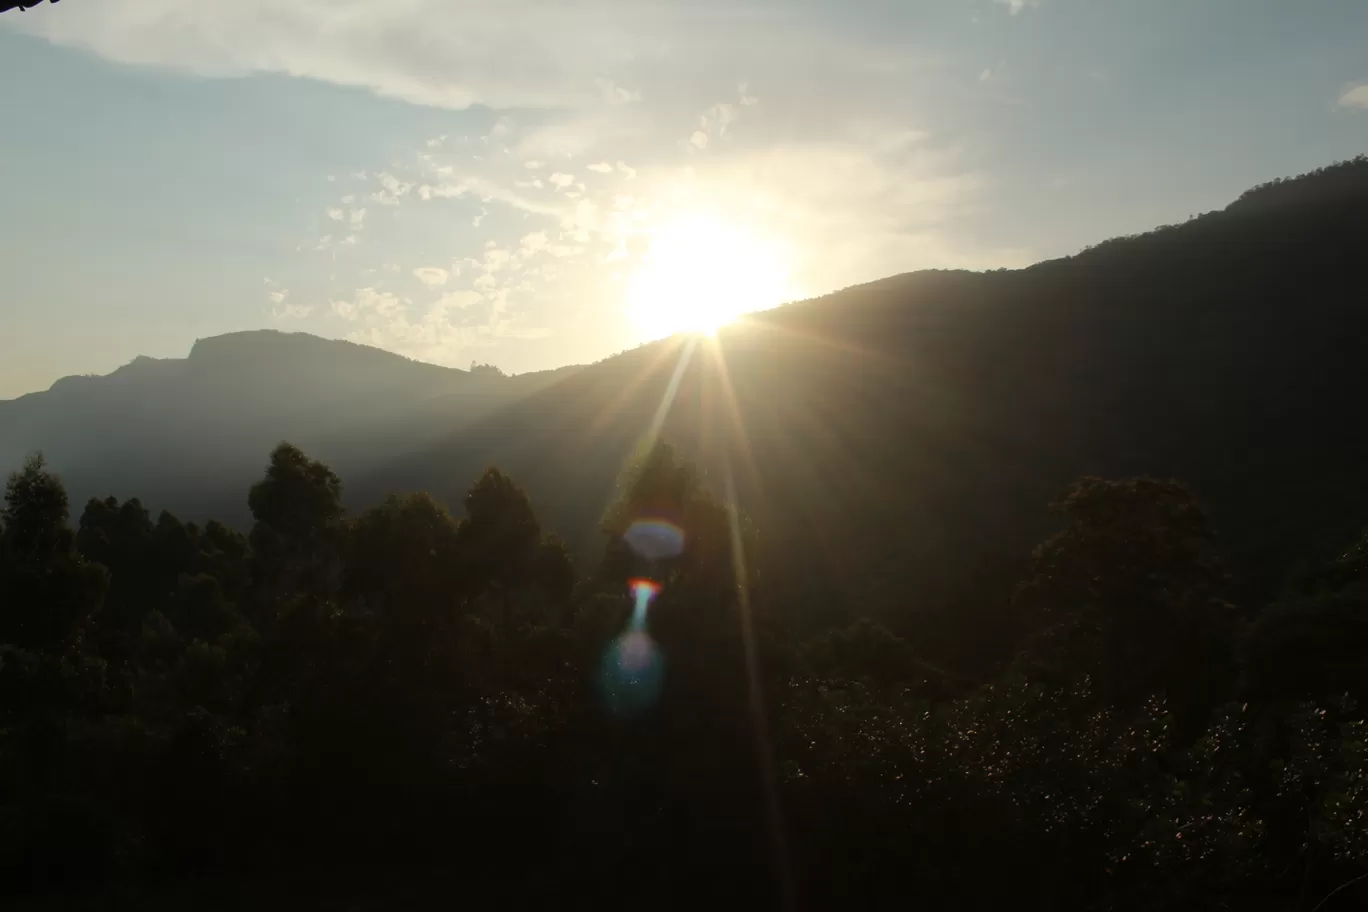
[629,214,795,337]
[1,0,1366,397]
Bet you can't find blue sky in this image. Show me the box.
[2,0,1365,398]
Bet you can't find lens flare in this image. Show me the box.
[599,630,664,718]
[600,577,666,717]
[628,577,662,630]
[624,519,686,561]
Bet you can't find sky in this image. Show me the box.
[1,0,1366,398]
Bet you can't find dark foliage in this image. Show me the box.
[2,161,1368,909]
[2,438,1366,910]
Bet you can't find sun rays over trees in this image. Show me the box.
[2,442,1367,908]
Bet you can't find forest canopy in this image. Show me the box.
[2,442,1367,909]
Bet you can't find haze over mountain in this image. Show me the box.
[0,331,579,525]
[5,158,1367,656]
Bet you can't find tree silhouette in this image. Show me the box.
[1015,476,1235,725]
[0,455,108,652]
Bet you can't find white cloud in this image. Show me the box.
[345,298,497,364]
[482,247,512,271]
[418,183,468,201]
[595,77,641,106]
[1338,83,1368,109]
[371,171,413,205]
[8,1,844,114]
[701,102,738,138]
[56,8,1013,369]
[519,231,548,257]
[994,0,1038,13]
[267,287,309,320]
[436,290,483,311]
[272,302,312,320]
[413,266,450,286]
[512,119,603,160]
[332,287,406,323]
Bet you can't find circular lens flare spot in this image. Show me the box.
[599,630,664,718]
[624,519,685,561]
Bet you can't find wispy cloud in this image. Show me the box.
[413,267,450,287]
[1338,83,1368,109]
[48,2,1004,368]
[371,172,413,206]
[267,287,311,320]
[595,77,641,106]
[283,68,1000,369]
[9,0,827,112]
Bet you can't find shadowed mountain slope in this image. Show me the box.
[4,159,1366,665]
[357,157,1368,659]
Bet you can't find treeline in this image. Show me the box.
[1,445,1367,908]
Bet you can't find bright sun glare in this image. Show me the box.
[628,214,795,339]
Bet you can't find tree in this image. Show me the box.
[346,492,464,636]
[0,455,108,653]
[1015,477,1235,725]
[455,467,555,631]
[247,443,345,616]
[1243,527,1368,701]
[2,453,69,557]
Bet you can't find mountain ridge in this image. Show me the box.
[3,158,1367,651]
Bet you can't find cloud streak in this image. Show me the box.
[1338,83,1368,109]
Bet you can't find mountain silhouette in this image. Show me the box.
[0,330,578,525]
[4,157,1366,663]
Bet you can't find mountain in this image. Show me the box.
[5,158,1367,665]
[355,157,1368,659]
[0,330,579,524]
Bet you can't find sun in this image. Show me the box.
[627,213,795,339]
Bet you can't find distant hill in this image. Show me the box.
[0,330,579,523]
[5,158,1367,668]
